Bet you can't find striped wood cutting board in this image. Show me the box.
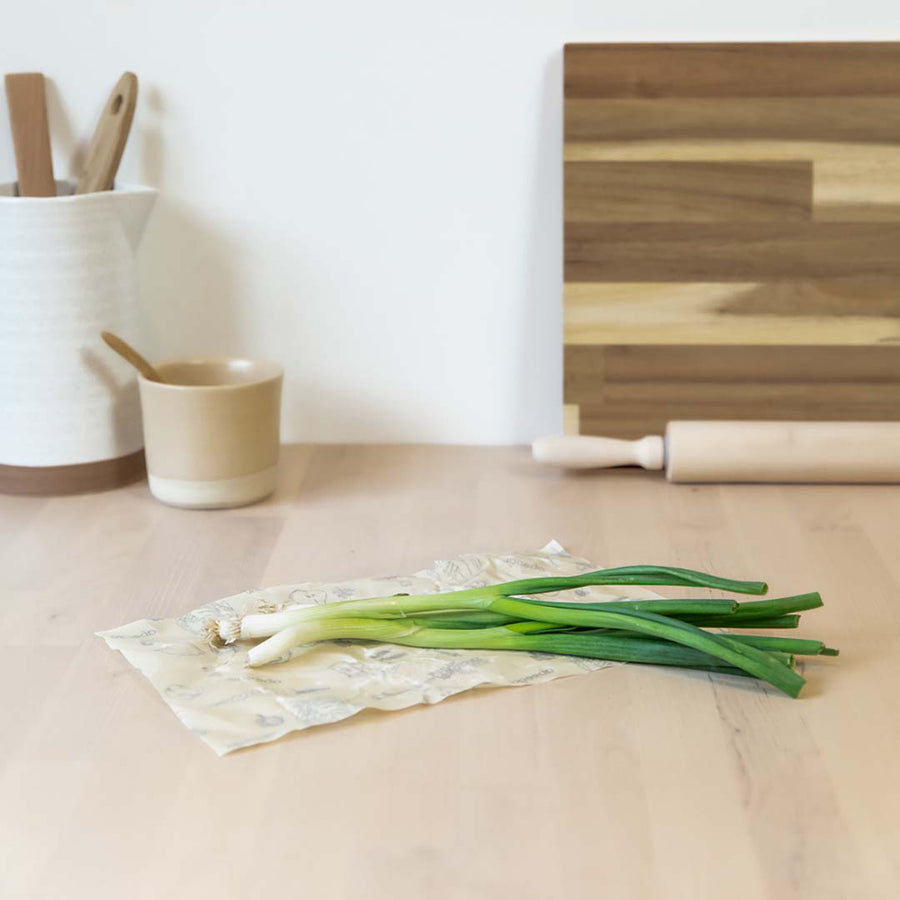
[563,42,900,437]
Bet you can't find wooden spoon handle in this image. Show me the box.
[4,72,56,197]
[76,72,138,194]
[101,331,164,383]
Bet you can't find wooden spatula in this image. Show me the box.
[4,72,56,197]
[76,72,138,194]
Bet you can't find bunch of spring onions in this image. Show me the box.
[207,565,837,697]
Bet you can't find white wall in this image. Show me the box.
[3,1,899,443]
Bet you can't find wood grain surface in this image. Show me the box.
[563,42,900,435]
[564,161,813,223]
[0,450,146,496]
[567,345,900,437]
[564,42,900,97]
[566,98,900,144]
[4,73,55,197]
[565,279,900,346]
[75,72,138,195]
[566,223,900,282]
[0,444,898,899]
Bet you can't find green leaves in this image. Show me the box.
[488,598,807,698]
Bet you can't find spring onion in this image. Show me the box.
[207,565,835,698]
[244,617,799,672]
[211,565,763,645]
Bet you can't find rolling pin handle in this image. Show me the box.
[532,435,665,471]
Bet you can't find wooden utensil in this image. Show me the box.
[4,72,55,196]
[533,421,900,483]
[76,72,138,194]
[101,331,164,383]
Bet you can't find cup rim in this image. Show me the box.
[0,181,157,203]
[138,356,284,391]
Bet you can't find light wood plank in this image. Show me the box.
[565,280,900,345]
[563,141,900,210]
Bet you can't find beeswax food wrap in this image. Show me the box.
[98,541,661,754]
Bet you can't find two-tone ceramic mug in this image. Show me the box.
[138,358,282,509]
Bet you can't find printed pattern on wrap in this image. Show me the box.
[97,541,661,755]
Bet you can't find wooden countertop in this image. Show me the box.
[1,445,898,899]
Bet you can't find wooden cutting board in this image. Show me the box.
[563,42,900,437]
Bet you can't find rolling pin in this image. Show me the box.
[532,421,900,483]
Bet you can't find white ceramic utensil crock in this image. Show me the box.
[0,181,156,494]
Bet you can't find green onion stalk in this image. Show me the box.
[244,618,807,672]
[211,565,766,644]
[205,566,836,698]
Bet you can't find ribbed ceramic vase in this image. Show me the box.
[0,181,157,495]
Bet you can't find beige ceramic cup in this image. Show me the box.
[137,358,283,509]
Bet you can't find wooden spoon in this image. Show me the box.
[101,331,164,383]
